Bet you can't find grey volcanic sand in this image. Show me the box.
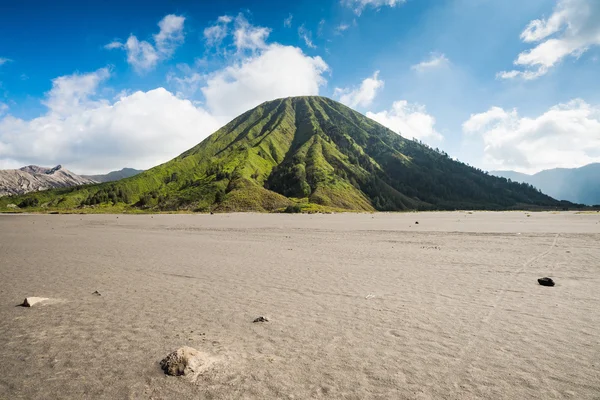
[0,212,599,399]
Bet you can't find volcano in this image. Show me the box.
[2,96,565,212]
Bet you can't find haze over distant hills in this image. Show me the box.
[491,164,600,205]
[1,96,569,212]
[83,168,143,183]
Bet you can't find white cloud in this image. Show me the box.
[154,14,185,55]
[202,44,328,117]
[367,100,443,142]
[462,99,600,173]
[168,69,204,99]
[462,106,512,133]
[342,0,406,15]
[42,68,111,116]
[104,42,123,50]
[174,15,329,118]
[204,15,232,47]
[411,53,449,72]
[0,58,11,66]
[499,0,600,80]
[284,14,293,28]
[105,14,185,72]
[0,103,8,115]
[298,25,316,49]
[0,69,222,174]
[334,71,384,108]
[495,70,520,80]
[335,24,350,34]
[233,14,271,52]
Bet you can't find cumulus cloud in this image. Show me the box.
[0,58,11,66]
[284,14,293,28]
[0,103,8,115]
[367,100,443,142]
[298,25,316,48]
[342,0,406,15]
[334,71,384,108]
[202,45,328,117]
[411,53,449,72]
[462,99,600,172]
[498,0,600,80]
[42,68,111,116]
[176,15,330,117]
[0,69,222,174]
[105,14,185,72]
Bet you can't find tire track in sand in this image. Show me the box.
[448,233,559,389]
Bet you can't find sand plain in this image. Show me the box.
[0,211,599,399]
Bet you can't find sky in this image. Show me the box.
[0,0,599,175]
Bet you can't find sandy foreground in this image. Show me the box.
[0,211,599,399]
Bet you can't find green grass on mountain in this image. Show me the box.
[0,96,576,213]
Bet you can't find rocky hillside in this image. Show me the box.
[0,165,95,197]
[1,96,572,212]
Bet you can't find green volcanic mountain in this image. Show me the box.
[0,96,570,212]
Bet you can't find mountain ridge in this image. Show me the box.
[83,168,143,183]
[0,96,574,212]
[491,164,600,205]
[0,165,95,197]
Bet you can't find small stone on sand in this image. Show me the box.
[160,346,205,377]
[92,290,101,296]
[21,297,49,307]
[253,316,269,323]
[538,277,555,287]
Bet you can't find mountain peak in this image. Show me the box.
[1,164,93,197]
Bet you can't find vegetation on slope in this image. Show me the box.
[0,96,578,213]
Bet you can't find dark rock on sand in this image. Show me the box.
[253,316,269,323]
[538,277,555,287]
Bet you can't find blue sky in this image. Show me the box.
[1,0,599,174]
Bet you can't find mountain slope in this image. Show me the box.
[83,168,143,183]
[491,164,600,205]
[1,96,569,212]
[0,165,96,197]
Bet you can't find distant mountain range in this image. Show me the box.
[0,166,142,197]
[0,165,95,197]
[491,163,600,205]
[83,168,143,183]
[1,96,569,212]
